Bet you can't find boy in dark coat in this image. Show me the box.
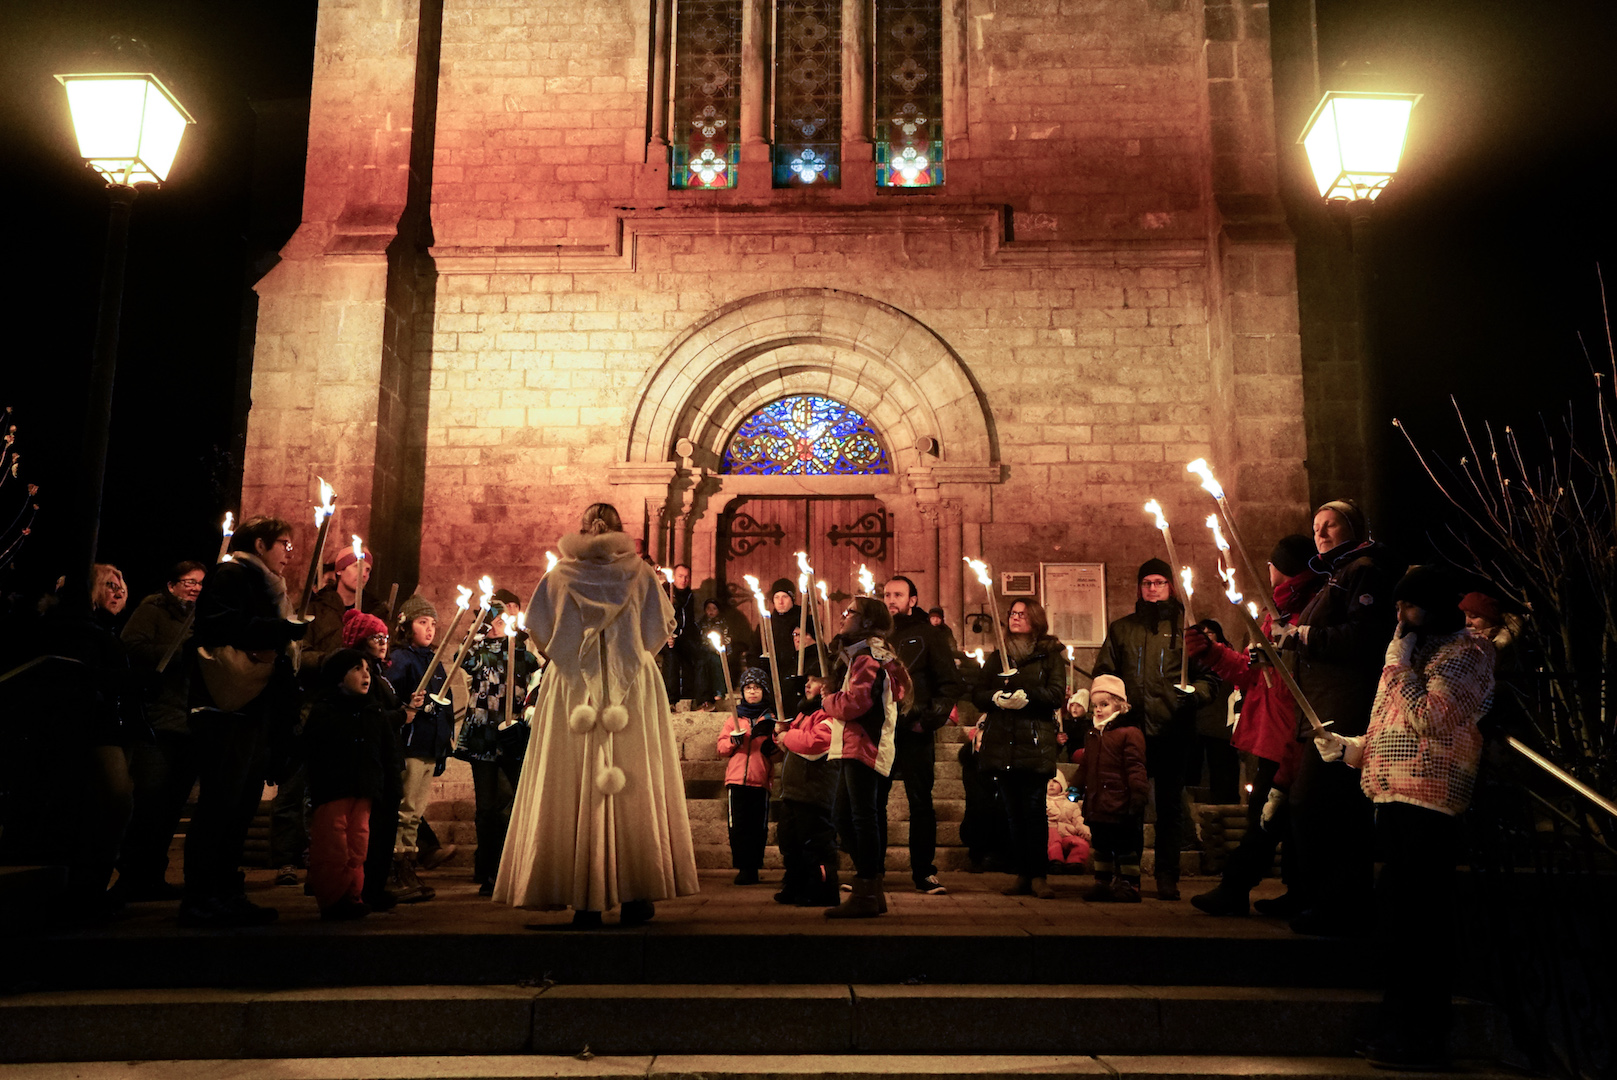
[775,673,842,906]
[1071,674,1150,903]
[302,649,395,920]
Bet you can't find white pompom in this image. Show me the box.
[568,704,598,733]
[523,705,536,724]
[595,765,627,795]
[600,704,630,732]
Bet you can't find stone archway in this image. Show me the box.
[623,288,998,476]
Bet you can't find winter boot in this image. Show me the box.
[824,876,882,918]
[1190,883,1250,916]
[389,856,430,904]
[418,843,458,871]
[1002,875,1034,897]
[1029,876,1056,900]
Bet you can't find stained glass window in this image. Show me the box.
[875,0,943,188]
[723,396,890,475]
[671,0,742,189]
[773,0,842,187]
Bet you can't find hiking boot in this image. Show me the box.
[1191,884,1250,916]
[417,844,458,871]
[390,856,434,903]
[824,876,882,919]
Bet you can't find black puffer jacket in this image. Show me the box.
[303,685,395,806]
[972,636,1066,776]
[1293,540,1398,737]
[889,610,965,733]
[1092,598,1217,738]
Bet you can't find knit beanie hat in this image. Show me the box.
[1089,674,1130,706]
[493,588,521,608]
[1316,499,1368,545]
[334,547,372,573]
[1459,591,1502,625]
[1394,565,1466,634]
[1269,534,1316,578]
[739,666,771,692]
[341,608,389,648]
[1137,558,1172,584]
[769,577,796,601]
[396,594,437,627]
[321,647,369,686]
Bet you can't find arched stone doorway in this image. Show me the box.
[607,287,1003,633]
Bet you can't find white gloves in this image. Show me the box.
[1314,731,1365,767]
[991,689,1029,710]
[1385,629,1416,668]
[1260,787,1286,829]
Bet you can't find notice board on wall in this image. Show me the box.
[1041,562,1107,648]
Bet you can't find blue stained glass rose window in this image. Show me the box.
[722,395,890,475]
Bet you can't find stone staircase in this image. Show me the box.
[424,708,1214,877]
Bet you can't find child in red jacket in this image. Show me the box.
[1070,674,1149,903]
[774,674,841,905]
[717,667,780,885]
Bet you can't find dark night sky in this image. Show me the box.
[1,0,1614,600]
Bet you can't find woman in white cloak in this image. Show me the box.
[494,503,700,926]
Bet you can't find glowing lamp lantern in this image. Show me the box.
[56,73,195,188]
[1298,91,1420,203]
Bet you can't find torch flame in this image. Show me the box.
[1206,514,1230,553]
[505,611,519,638]
[477,575,494,609]
[517,612,526,631]
[858,564,875,596]
[351,535,363,563]
[454,585,472,611]
[971,647,985,666]
[744,574,769,618]
[798,572,809,593]
[1219,565,1242,605]
[1247,601,1261,620]
[660,566,673,584]
[816,580,828,601]
[707,630,724,652]
[221,512,234,536]
[544,551,558,574]
[796,551,812,576]
[1066,644,1074,660]
[963,557,992,588]
[1143,499,1169,532]
[1180,566,1194,596]
[314,476,336,525]
[1186,459,1224,499]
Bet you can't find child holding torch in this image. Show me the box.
[716,668,781,885]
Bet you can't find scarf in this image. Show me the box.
[231,551,294,620]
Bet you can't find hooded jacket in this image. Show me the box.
[1293,540,1398,738]
[718,696,780,787]
[818,638,904,775]
[1071,709,1150,823]
[1093,598,1218,738]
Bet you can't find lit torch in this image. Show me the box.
[432,575,494,706]
[1188,458,1280,623]
[744,574,784,716]
[858,563,875,597]
[708,629,736,699]
[1143,500,1192,619]
[795,552,816,676]
[1177,566,1196,692]
[501,610,523,730]
[217,512,234,563]
[414,584,472,698]
[297,477,337,618]
[1065,643,1075,699]
[964,557,1013,674]
[349,535,365,611]
[1215,560,1329,737]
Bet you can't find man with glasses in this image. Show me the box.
[116,561,208,900]
[1092,559,1219,901]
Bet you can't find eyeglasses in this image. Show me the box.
[1141,578,1171,587]
[176,578,204,588]
[276,540,294,552]
[367,633,388,643]
[841,609,855,619]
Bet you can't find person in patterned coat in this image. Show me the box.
[1315,565,1494,1071]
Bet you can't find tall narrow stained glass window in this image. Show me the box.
[875,0,943,187]
[671,0,743,189]
[723,396,890,475]
[773,0,842,187]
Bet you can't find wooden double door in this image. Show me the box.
[716,496,892,621]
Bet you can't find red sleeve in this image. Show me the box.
[716,716,740,757]
[1123,730,1150,811]
[1204,640,1262,691]
[820,655,879,721]
[781,713,833,756]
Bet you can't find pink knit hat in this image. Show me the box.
[1089,674,1129,706]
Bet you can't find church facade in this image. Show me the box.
[244,0,1308,655]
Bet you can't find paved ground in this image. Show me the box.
[96,867,1294,938]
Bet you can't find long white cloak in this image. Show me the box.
[493,530,699,911]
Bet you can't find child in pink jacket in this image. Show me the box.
[716,667,780,885]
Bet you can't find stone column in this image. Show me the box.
[841,0,874,187]
[942,0,968,156]
[647,0,673,157]
[740,0,772,189]
[939,501,964,636]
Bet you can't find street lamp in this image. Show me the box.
[1297,90,1420,202]
[54,71,194,588]
[1296,89,1419,526]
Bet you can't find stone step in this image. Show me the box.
[0,1056,1521,1080]
[0,985,1507,1063]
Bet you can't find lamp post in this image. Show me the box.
[55,72,194,590]
[1297,90,1418,521]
